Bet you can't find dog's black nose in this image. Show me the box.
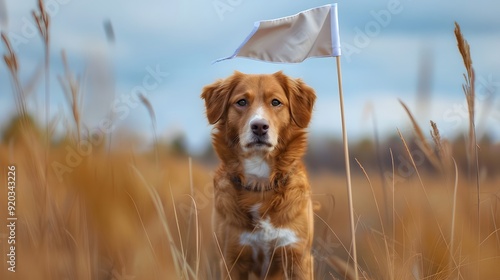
[251,120,269,136]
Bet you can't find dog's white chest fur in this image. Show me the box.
[239,203,298,273]
[240,218,298,247]
[243,156,270,179]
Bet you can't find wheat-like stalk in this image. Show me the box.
[58,50,83,142]
[33,0,50,45]
[33,0,51,137]
[33,0,53,225]
[139,93,160,167]
[430,121,442,159]
[399,99,441,171]
[430,120,453,173]
[454,23,481,262]
[2,33,27,117]
[454,22,478,182]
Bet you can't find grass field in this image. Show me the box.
[1,128,499,279]
[1,2,500,279]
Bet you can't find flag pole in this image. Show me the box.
[335,55,359,280]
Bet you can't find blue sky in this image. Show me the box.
[1,0,499,154]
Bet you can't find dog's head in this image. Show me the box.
[201,71,316,155]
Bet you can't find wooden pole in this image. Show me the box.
[336,55,359,280]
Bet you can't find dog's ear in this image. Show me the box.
[201,80,225,124]
[201,71,243,124]
[274,71,316,128]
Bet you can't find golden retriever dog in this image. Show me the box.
[201,71,316,279]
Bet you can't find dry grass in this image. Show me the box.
[2,137,499,279]
[0,5,499,280]
[399,100,441,171]
[0,142,214,279]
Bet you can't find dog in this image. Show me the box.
[201,71,316,279]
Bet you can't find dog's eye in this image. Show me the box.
[236,99,247,107]
[271,99,281,107]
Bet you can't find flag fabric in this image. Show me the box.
[215,4,341,64]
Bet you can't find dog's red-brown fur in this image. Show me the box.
[202,71,316,279]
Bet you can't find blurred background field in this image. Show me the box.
[1,0,500,279]
[1,112,500,280]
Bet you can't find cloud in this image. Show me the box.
[1,0,499,153]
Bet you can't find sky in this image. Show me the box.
[0,0,499,154]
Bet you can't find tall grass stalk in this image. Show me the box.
[389,149,396,280]
[170,185,190,278]
[368,105,390,224]
[33,0,50,139]
[454,23,481,264]
[314,213,352,258]
[355,158,393,280]
[213,232,233,280]
[185,193,201,279]
[397,129,425,191]
[2,33,27,117]
[430,120,452,172]
[58,50,82,141]
[33,1,52,250]
[399,99,441,170]
[139,93,201,279]
[126,191,159,263]
[131,166,183,277]
[450,158,460,279]
[186,157,201,278]
[397,128,450,264]
[139,93,159,167]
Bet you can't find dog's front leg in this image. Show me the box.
[220,261,249,280]
[218,242,253,280]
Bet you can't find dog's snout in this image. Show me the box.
[251,120,269,137]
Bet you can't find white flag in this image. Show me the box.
[215,4,341,63]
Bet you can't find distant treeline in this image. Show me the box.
[304,134,499,179]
